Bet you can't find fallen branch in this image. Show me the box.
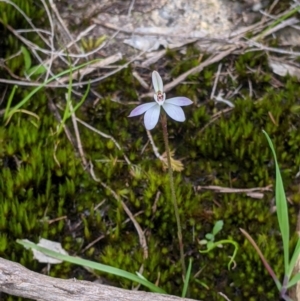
[0,257,197,301]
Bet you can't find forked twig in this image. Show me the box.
[76,118,132,167]
[89,162,148,260]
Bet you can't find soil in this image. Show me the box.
[54,0,269,57]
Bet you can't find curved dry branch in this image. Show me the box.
[0,257,197,301]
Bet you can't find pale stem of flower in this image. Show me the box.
[161,112,186,279]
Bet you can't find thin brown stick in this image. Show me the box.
[89,162,148,260]
[57,53,123,83]
[76,118,132,167]
[141,46,238,99]
[198,107,234,134]
[69,102,88,168]
[210,63,222,100]
[196,185,272,193]
[81,210,144,253]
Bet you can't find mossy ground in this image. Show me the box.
[1,1,300,301]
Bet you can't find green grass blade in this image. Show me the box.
[17,239,166,294]
[4,85,18,120]
[73,81,90,112]
[258,5,300,40]
[287,272,300,289]
[182,258,192,298]
[263,130,289,277]
[58,80,90,135]
[288,239,300,278]
[5,59,100,121]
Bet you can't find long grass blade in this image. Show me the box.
[288,238,300,278]
[5,59,100,121]
[17,239,166,294]
[182,258,192,298]
[263,130,289,277]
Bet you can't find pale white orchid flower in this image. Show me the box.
[129,71,193,130]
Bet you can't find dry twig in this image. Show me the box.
[196,184,272,199]
[88,162,148,260]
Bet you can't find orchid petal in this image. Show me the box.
[162,103,185,122]
[165,97,193,106]
[128,102,157,117]
[152,71,163,93]
[144,104,160,130]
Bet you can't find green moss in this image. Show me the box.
[3,3,300,300]
[0,1,45,74]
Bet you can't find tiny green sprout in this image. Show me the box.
[199,220,224,247]
[199,220,238,270]
[81,35,106,52]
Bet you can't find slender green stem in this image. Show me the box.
[161,113,186,278]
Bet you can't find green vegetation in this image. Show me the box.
[241,131,300,301]
[1,1,300,301]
